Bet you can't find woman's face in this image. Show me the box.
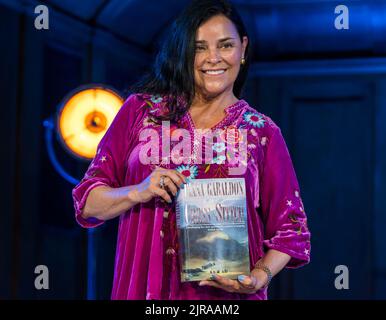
[194,14,248,100]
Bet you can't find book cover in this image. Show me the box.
[175,177,250,282]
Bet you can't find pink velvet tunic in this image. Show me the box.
[72,93,311,300]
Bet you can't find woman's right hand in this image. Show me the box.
[130,166,187,204]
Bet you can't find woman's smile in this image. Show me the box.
[194,14,248,98]
[202,69,228,76]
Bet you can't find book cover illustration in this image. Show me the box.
[175,178,250,282]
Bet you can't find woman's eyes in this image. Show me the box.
[195,43,234,51]
[222,43,234,49]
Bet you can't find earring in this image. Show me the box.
[241,58,246,65]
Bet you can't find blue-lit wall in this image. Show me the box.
[0,0,385,299]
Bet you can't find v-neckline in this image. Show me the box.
[186,99,246,131]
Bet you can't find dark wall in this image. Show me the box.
[246,73,386,299]
[0,4,19,300]
[0,3,148,299]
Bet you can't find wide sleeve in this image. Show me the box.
[72,93,144,228]
[259,126,311,268]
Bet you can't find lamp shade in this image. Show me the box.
[57,85,124,160]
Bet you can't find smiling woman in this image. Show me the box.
[72,0,311,300]
[193,15,248,109]
[129,0,252,125]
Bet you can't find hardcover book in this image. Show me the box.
[175,177,250,282]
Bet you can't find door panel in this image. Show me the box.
[255,77,376,299]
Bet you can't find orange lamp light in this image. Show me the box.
[57,86,124,160]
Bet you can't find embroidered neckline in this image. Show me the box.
[185,99,247,131]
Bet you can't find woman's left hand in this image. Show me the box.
[198,268,268,294]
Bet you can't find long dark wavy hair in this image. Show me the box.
[128,0,251,124]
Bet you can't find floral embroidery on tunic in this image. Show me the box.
[175,164,199,181]
[243,111,266,128]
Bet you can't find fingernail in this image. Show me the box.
[210,274,216,280]
[238,275,245,282]
[168,199,172,203]
[180,184,184,189]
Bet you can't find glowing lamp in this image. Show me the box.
[57,86,124,160]
[42,84,124,300]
